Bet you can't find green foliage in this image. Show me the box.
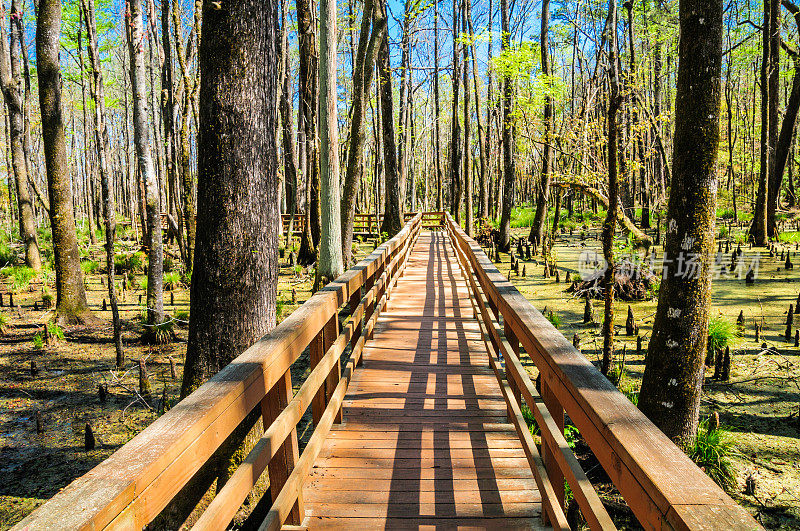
[47,323,65,341]
[520,403,540,436]
[688,418,738,491]
[0,311,9,333]
[707,316,739,355]
[32,333,44,350]
[546,310,561,328]
[510,207,536,228]
[146,320,176,345]
[174,309,190,324]
[140,277,148,292]
[563,424,580,449]
[4,266,37,293]
[0,242,18,266]
[163,271,182,291]
[81,260,100,275]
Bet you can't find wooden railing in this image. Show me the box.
[14,214,427,531]
[279,211,443,237]
[444,213,759,530]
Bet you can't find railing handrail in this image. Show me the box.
[444,214,759,531]
[13,213,438,531]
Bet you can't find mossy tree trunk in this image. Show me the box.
[37,0,94,325]
[639,0,723,445]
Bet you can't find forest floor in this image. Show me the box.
[1,220,799,529]
[500,221,800,530]
[0,235,375,530]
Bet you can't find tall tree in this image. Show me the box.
[181,0,281,393]
[37,0,94,324]
[498,0,514,251]
[377,0,402,236]
[601,0,622,376]
[82,0,124,367]
[529,0,552,247]
[317,0,344,284]
[296,0,319,265]
[279,0,299,246]
[341,0,381,264]
[639,0,723,444]
[0,0,40,271]
[126,0,164,330]
[449,0,462,222]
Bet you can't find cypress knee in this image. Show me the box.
[721,346,731,381]
[626,306,635,336]
[35,410,43,434]
[139,358,152,398]
[84,423,96,450]
[573,333,580,349]
[583,297,594,324]
[786,305,794,342]
[736,310,745,332]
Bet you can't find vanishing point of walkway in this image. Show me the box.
[302,231,545,529]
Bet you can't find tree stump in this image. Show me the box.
[745,269,755,285]
[787,254,794,270]
[583,297,594,324]
[521,265,526,277]
[626,306,636,336]
[565,271,571,283]
[85,423,96,451]
[573,333,580,350]
[555,270,560,283]
[636,334,643,354]
[713,350,723,379]
[745,472,757,496]
[721,347,731,381]
[292,288,297,303]
[787,305,795,342]
[169,356,177,379]
[102,299,107,311]
[98,383,107,403]
[30,360,38,377]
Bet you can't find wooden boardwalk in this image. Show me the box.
[302,231,545,529]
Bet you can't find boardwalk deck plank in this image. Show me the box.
[302,232,546,529]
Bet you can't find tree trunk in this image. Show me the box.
[126,0,164,328]
[751,0,773,245]
[317,0,344,284]
[280,0,299,247]
[463,0,472,235]
[602,0,621,377]
[433,0,443,211]
[639,0,723,444]
[37,0,94,325]
[0,0,41,271]
[82,0,124,365]
[376,0,402,237]
[450,0,462,222]
[341,0,381,264]
[529,0,552,247]
[297,0,319,264]
[498,0,514,252]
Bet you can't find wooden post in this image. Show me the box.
[261,369,303,524]
[309,325,327,425]
[350,286,363,364]
[503,321,522,421]
[365,271,376,340]
[540,371,566,524]
[323,313,342,424]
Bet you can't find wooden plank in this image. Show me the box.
[300,232,542,529]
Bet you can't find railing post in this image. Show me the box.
[309,326,326,425]
[503,321,522,422]
[365,270,376,342]
[323,313,342,424]
[349,286,362,363]
[541,370,566,523]
[261,369,303,524]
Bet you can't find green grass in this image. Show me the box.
[688,418,738,491]
[510,207,536,229]
[163,272,182,291]
[546,310,561,328]
[708,315,739,355]
[81,260,100,275]
[3,266,37,293]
